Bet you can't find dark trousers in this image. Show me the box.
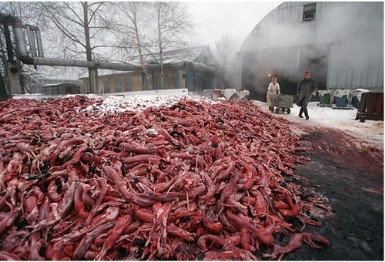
[298,99,309,117]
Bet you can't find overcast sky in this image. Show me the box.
[186,1,282,49]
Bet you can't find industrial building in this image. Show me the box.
[239,2,384,100]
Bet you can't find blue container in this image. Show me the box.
[335,95,348,107]
[352,96,360,108]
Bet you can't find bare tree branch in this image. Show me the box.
[87,2,104,25]
[63,2,84,27]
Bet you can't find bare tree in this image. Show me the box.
[215,34,238,89]
[152,2,193,89]
[112,2,153,89]
[215,34,237,69]
[110,1,193,90]
[38,1,113,94]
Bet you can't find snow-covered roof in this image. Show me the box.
[42,82,80,87]
[127,45,217,66]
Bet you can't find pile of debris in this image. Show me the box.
[202,88,250,101]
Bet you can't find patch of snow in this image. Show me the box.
[82,88,215,114]
[12,93,66,99]
[253,100,384,149]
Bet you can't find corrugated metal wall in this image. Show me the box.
[327,43,383,89]
[240,2,383,94]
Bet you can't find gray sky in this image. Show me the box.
[186,1,282,49]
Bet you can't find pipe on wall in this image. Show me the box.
[26,24,44,58]
[10,17,141,72]
[3,19,14,62]
[169,61,217,73]
[36,28,44,57]
[12,18,28,57]
[21,57,141,71]
[26,25,37,57]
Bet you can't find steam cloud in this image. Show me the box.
[239,2,383,99]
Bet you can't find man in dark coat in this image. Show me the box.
[296,71,318,120]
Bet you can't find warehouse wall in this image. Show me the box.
[97,72,141,94]
[239,2,383,100]
[92,67,217,94]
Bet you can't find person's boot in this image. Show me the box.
[299,108,304,118]
[303,107,309,120]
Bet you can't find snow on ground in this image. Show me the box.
[82,89,215,114]
[13,89,214,114]
[253,100,384,150]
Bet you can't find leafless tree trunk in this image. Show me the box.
[150,2,192,90]
[80,2,99,93]
[215,34,237,69]
[113,2,152,89]
[132,3,152,90]
[155,2,165,89]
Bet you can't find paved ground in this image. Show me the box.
[288,125,383,260]
[260,103,383,260]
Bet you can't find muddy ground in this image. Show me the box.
[282,124,383,260]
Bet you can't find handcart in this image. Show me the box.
[270,94,294,114]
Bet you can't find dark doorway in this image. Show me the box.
[240,46,329,102]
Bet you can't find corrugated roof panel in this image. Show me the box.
[127,46,210,65]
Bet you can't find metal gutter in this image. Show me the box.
[11,17,28,57]
[19,56,141,71]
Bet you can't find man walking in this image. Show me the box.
[296,71,318,120]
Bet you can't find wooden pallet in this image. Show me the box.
[355,92,383,122]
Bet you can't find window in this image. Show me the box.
[303,3,316,21]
